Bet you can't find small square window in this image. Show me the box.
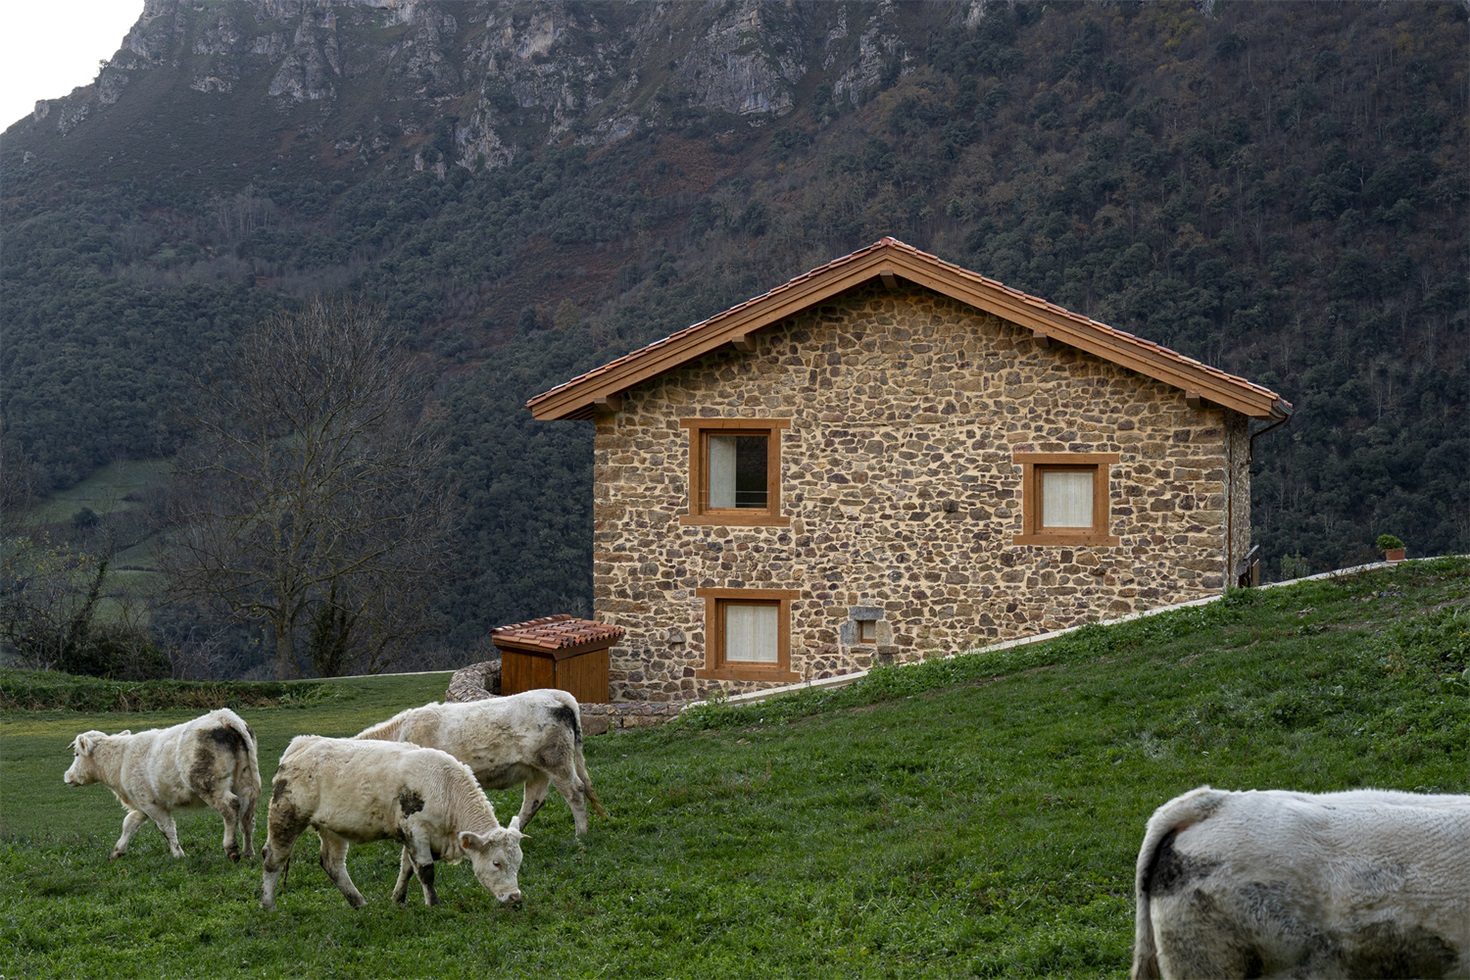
[681,419,790,526]
[696,588,801,682]
[1014,453,1120,546]
[857,619,877,644]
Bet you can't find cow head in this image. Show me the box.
[63,731,109,786]
[458,826,526,904]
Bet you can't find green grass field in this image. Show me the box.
[21,459,171,526]
[2,559,1466,978]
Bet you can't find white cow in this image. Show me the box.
[261,735,525,910]
[354,689,606,835]
[1132,785,1470,979]
[63,708,261,862]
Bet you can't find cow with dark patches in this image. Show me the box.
[1132,785,1470,979]
[261,736,524,910]
[64,708,261,862]
[355,689,606,835]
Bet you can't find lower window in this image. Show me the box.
[1014,452,1120,546]
[695,588,802,682]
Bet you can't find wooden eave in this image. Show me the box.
[527,238,1292,423]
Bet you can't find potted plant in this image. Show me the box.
[1375,534,1406,563]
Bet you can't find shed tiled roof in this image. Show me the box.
[491,614,626,652]
[527,238,1292,422]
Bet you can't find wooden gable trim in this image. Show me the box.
[528,239,1291,422]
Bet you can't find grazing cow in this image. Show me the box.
[261,735,525,910]
[63,708,261,862]
[1132,785,1470,980]
[354,689,606,835]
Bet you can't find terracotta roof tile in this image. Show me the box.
[491,614,626,652]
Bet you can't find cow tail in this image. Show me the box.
[563,698,608,820]
[1131,786,1225,980]
[1132,886,1162,980]
[230,715,263,799]
[576,749,608,819]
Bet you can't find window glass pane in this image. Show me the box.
[708,434,768,509]
[725,603,777,663]
[1042,469,1093,528]
[733,435,768,507]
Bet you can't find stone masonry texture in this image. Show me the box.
[592,283,1251,702]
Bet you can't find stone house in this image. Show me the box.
[528,239,1292,703]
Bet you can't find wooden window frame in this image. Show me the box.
[1013,452,1121,547]
[856,619,877,644]
[695,587,802,682]
[679,418,791,527]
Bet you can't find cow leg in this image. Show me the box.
[516,772,552,832]
[392,830,439,906]
[548,770,590,835]
[391,847,415,904]
[206,790,243,862]
[239,791,258,861]
[317,830,366,908]
[146,807,187,858]
[110,809,150,859]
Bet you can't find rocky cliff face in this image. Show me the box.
[21,0,949,170]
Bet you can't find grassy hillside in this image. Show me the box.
[1,558,1465,977]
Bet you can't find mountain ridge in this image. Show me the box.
[2,0,1465,664]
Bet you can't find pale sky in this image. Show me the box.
[0,1,146,130]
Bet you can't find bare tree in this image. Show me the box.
[0,536,108,670]
[158,299,462,679]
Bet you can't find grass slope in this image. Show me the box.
[1,559,1466,978]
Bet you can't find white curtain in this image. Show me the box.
[1042,470,1093,528]
[725,603,778,663]
[708,435,737,509]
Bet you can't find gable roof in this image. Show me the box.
[527,237,1292,422]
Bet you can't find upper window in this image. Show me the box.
[1014,453,1120,546]
[695,588,801,682]
[680,418,790,526]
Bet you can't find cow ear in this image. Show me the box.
[458,830,484,851]
[118,730,131,736]
[73,734,93,754]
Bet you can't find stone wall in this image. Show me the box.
[593,283,1245,702]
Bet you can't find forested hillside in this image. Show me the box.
[2,0,1465,672]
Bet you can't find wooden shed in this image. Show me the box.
[491,615,626,704]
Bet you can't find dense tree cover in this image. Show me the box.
[159,300,463,679]
[0,1,1464,673]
